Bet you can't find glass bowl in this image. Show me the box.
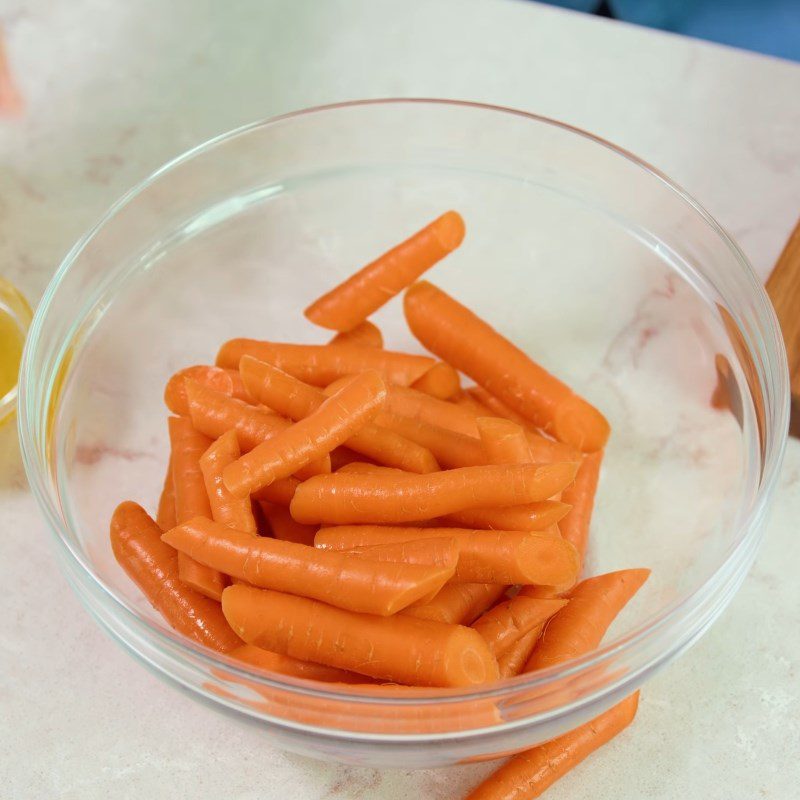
[18,99,788,768]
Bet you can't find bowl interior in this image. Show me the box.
[21,101,784,762]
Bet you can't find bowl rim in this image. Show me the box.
[18,97,790,739]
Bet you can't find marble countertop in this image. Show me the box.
[1,1,799,797]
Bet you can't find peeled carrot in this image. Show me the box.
[260,502,317,546]
[464,692,640,799]
[560,450,604,565]
[110,502,241,652]
[497,628,542,678]
[386,385,481,436]
[223,371,387,496]
[184,379,329,478]
[477,416,532,465]
[222,584,499,687]
[164,365,250,416]
[525,569,650,671]
[240,356,438,474]
[155,458,176,531]
[329,320,383,348]
[374,410,486,468]
[471,596,568,658]
[168,416,227,601]
[163,517,454,615]
[410,361,462,400]
[316,526,579,586]
[290,462,578,525]
[251,476,300,506]
[230,644,371,684]
[441,502,571,532]
[403,583,506,625]
[304,211,465,332]
[404,281,610,452]
[200,430,257,535]
[344,538,460,571]
[217,340,435,387]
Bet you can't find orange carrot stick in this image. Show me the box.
[454,389,497,418]
[560,450,604,565]
[410,361,462,400]
[464,692,640,799]
[290,462,578,525]
[525,569,650,671]
[164,365,250,416]
[240,356,438,473]
[316,526,579,586]
[404,281,610,452]
[259,502,317,546]
[304,211,465,332]
[403,583,506,625]
[217,340,435,387]
[471,597,567,659]
[163,517,454,615]
[344,537,460,570]
[497,627,542,678]
[222,584,499,687]
[374,410,486,468]
[251,476,300,506]
[223,371,387,496]
[110,502,240,652]
[477,416,532,465]
[156,457,176,531]
[386,385,481,436]
[168,416,227,600]
[230,644,372,684]
[184,379,329,477]
[329,320,383,348]
[199,430,257,535]
[441,502,571,532]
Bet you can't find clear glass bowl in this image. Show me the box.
[18,99,788,768]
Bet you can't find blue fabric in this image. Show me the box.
[541,0,800,62]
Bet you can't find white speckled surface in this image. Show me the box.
[1,1,799,797]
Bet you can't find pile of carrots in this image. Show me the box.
[110,210,649,799]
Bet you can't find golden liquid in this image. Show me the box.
[0,309,24,399]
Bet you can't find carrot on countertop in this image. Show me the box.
[200,430,257,536]
[525,569,650,671]
[329,320,384,348]
[316,526,580,587]
[465,692,640,800]
[560,450,604,565]
[477,416,532,465]
[403,583,506,625]
[291,462,578,525]
[168,416,227,601]
[223,371,387,497]
[344,537,460,571]
[217,340,435,387]
[164,365,250,416]
[240,356,437,474]
[260,502,317,546]
[162,517,454,616]
[222,583,499,687]
[110,502,241,652]
[374,410,486,468]
[471,596,567,659]
[410,361,462,400]
[304,211,465,332]
[404,281,610,452]
[184,379,330,478]
[386,385,481,437]
[229,644,372,684]
[156,458,176,532]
